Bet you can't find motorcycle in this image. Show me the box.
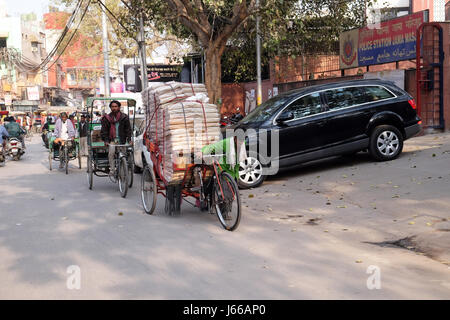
[220,108,244,128]
[6,137,25,161]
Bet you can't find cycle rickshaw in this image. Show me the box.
[141,136,242,231]
[85,97,136,198]
[48,138,81,174]
[48,121,82,174]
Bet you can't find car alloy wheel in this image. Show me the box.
[239,156,263,186]
[376,131,399,157]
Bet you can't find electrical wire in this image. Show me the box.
[39,0,93,73]
[31,0,86,71]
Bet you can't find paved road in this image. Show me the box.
[0,134,449,299]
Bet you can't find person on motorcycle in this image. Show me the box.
[4,116,26,149]
[54,112,76,167]
[0,119,9,148]
[0,120,8,163]
[100,100,132,176]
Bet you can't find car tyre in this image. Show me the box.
[369,125,403,161]
[237,154,266,189]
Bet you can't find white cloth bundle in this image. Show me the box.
[142,82,221,183]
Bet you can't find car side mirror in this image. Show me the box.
[276,112,294,124]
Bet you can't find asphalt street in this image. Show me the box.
[0,134,449,299]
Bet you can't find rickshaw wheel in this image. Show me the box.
[78,145,81,169]
[118,156,128,198]
[64,147,69,175]
[87,154,93,190]
[213,172,241,231]
[49,149,52,171]
[128,153,134,188]
[141,165,157,215]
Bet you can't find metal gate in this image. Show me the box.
[416,23,445,129]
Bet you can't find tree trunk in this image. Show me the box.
[204,47,223,108]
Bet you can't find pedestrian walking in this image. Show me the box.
[79,114,89,156]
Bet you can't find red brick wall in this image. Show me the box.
[221,79,274,116]
[272,55,341,84]
[221,83,245,115]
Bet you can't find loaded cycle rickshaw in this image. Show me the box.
[85,97,136,198]
[141,136,242,231]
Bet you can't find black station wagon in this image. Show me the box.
[234,79,421,188]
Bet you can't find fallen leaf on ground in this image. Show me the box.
[337,205,347,208]
[118,212,123,216]
[248,194,254,198]
[409,221,415,225]
[355,260,363,263]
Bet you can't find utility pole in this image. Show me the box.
[255,0,262,106]
[102,9,110,97]
[138,8,148,90]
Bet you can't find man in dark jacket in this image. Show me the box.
[100,100,132,175]
[78,114,88,156]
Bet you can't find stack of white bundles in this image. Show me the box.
[142,82,220,184]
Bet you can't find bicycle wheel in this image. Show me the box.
[49,149,52,171]
[87,154,93,190]
[212,171,241,231]
[78,144,81,169]
[64,146,69,174]
[118,156,128,198]
[128,153,134,188]
[141,165,157,214]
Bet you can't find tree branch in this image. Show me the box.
[213,0,256,52]
[166,0,211,45]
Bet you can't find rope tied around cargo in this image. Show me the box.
[179,102,191,153]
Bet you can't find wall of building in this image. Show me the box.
[412,0,450,21]
[0,16,22,51]
[441,22,450,130]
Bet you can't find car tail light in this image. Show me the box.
[408,99,417,110]
[11,142,17,146]
[418,121,422,125]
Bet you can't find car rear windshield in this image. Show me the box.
[241,94,292,123]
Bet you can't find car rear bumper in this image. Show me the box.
[404,123,421,140]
